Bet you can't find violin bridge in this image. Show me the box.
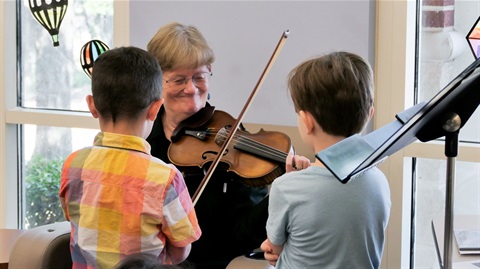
[215,127,228,146]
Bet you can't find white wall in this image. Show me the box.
[129,0,376,127]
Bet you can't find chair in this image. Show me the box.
[8,220,270,269]
[8,221,72,269]
[226,250,273,269]
[226,255,273,269]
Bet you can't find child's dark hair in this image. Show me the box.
[288,51,374,137]
[91,46,162,123]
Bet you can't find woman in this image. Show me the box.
[146,22,310,269]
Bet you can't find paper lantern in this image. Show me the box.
[80,39,110,78]
[28,0,68,47]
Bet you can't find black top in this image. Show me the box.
[146,104,270,269]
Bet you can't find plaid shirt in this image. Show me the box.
[59,132,201,269]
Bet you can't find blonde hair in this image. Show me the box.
[147,22,215,71]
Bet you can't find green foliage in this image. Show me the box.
[24,155,65,229]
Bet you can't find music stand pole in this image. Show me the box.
[442,112,461,269]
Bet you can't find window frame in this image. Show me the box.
[0,0,129,228]
[376,1,416,267]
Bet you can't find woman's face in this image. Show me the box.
[162,65,211,121]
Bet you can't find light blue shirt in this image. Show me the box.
[266,166,391,269]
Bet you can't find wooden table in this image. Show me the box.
[0,229,25,269]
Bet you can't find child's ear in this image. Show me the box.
[86,95,99,119]
[368,106,374,121]
[147,98,163,121]
[299,110,315,135]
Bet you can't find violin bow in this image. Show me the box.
[192,30,290,205]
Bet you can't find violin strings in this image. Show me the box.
[214,130,288,161]
[187,128,288,162]
[237,135,288,158]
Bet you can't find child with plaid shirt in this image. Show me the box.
[59,46,201,269]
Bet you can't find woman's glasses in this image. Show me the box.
[164,72,212,91]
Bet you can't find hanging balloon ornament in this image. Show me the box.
[80,39,110,78]
[28,0,69,47]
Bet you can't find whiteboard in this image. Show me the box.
[130,0,375,127]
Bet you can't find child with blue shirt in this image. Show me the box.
[261,51,391,269]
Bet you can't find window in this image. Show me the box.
[376,1,480,268]
[415,159,480,267]
[20,0,113,112]
[19,0,114,229]
[18,0,114,229]
[1,0,128,229]
[21,125,98,229]
[413,1,480,267]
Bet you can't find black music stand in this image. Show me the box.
[316,57,480,269]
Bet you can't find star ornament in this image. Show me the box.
[466,16,480,59]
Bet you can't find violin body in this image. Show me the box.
[168,109,291,187]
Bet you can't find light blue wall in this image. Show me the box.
[130,1,376,126]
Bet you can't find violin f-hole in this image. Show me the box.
[202,149,229,160]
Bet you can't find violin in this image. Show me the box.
[168,105,291,188]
